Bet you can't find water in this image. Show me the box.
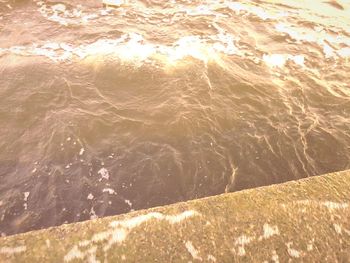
[0,0,349,236]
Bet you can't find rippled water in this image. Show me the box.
[0,0,349,235]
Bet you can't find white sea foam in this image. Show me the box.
[102,188,116,195]
[275,22,350,59]
[124,199,132,207]
[1,32,241,65]
[263,54,305,68]
[103,0,124,7]
[227,2,283,20]
[89,206,98,220]
[79,148,85,156]
[24,192,30,201]
[98,167,109,180]
[338,47,350,58]
[36,1,100,26]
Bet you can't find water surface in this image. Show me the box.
[0,0,349,235]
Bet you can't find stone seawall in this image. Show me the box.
[1,170,350,262]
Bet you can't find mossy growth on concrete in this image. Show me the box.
[1,170,350,262]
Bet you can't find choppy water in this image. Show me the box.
[0,0,349,236]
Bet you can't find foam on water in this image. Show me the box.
[1,32,241,65]
[35,1,104,26]
[2,0,349,70]
[275,22,350,59]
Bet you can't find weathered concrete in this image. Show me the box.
[1,170,350,262]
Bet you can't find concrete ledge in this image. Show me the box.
[1,170,350,262]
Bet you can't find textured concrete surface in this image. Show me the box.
[0,170,350,262]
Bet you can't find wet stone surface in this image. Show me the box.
[0,170,350,262]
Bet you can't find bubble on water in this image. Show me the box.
[79,148,85,156]
[98,168,110,180]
